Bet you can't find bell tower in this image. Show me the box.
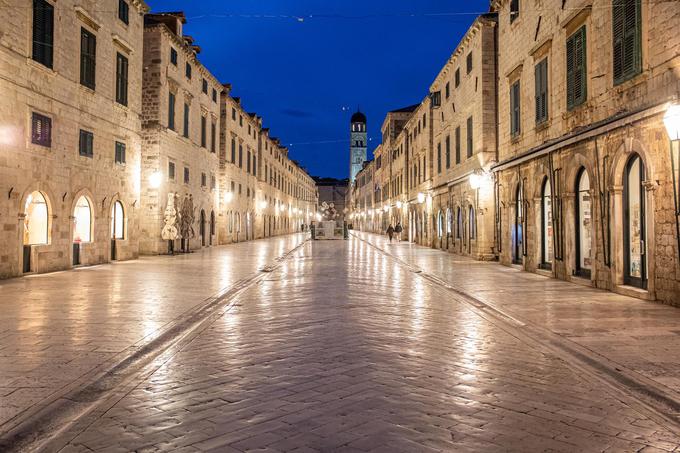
[349,110,367,183]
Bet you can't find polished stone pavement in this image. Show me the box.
[355,232,680,396]
[1,234,680,452]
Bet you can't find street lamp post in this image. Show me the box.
[663,103,680,266]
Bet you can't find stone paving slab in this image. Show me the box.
[356,232,680,396]
[59,239,680,452]
[0,234,308,430]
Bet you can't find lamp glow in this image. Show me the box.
[664,103,680,141]
[417,192,425,204]
[396,201,403,209]
[224,192,234,203]
[149,171,162,189]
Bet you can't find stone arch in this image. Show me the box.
[70,189,95,244]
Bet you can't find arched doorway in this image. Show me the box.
[623,154,646,288]
[575,168,592,278]
[73,196,93,265]
[23,191,49,273]
[210,211,215,245]
[111,200,124,260]
[437,210,444,248]
[446,207,452,249]
[540,178,553,270]
[513,184,523,265]
[200,209,206,246]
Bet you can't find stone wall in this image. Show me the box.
[0,0,146,278]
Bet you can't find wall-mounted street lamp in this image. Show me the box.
[396,200,403,209]
[148,171,162,189]
[663,103,680,266]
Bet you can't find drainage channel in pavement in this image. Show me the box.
[352,233,680,437]
[0,239,309,453]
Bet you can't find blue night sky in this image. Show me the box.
[145,0,491,178]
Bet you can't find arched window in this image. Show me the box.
[469,205,476,240]
[513,183,523,264]
[624,154,646,288]
[111,201,125,239]
[200,209,206,246]
[575,168,592,278]
[73,196,92,243]
[540,178,553,269]
[236,213,241,233]
[24,191,49,245]
[210,211,216,237]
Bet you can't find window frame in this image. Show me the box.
[80,27,97,90]
[31,112,52,147]
[114,141,126,164]
[32,0,54,69]
[78,129,94,158]
[115,52,129,106]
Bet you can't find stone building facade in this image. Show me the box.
[0,0,148,278]
[139,13,222,254]
[219,89,317,244]
[0,4,317,279]
[350,5,679,305]
[491,0,680,304]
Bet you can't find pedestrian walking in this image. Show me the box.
[386,224,395,242]
[394,222,403,242]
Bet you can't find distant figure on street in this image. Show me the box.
[386,224,395,242]
[394,222,403,242]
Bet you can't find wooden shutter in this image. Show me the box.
[80,29,96,89]
[535,59,548,123]
[467,116,473,158]
[567,26,587,109]
[32,0,54,68]
[511,81,521,135]
[613,0,641,84]
[116,53,128,105]
[168,93,175,130]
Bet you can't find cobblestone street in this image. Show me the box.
[2,234,680,452]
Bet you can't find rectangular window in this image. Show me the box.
[252,156,257,177]
[535,58,548,124]
[566,26,587,109]
[170,47,177,65]
[466,52,473,74]
[31,112,51,147]
[80,28,97,89]
[445,135,451,169]
[115,53,128,106]
[210,122,216,153]
[200,116,207,147]
[510,80,521,136]
[185,62,192,79]
[184,167,189,184]
[115,141,126,164]
[168,92,176,130]
[212,88,217,103]
[455,68,460,87]
[455,127,461,164]
[211,174,216,190]
[168,161,175,180]
[79,129,94,157]
[32,0,54,68]
[183,103,189,138]
[466,116,473,158]
[202,79,208,94]
[437,143,442,173]
[445,82,450,99]
[247,150,251,173]
[238,144,243,168]
[118,0,129,24]
[232,108,236,120]
[231,138,236,162]
[612,0,641,85]
[239,115,243,126]
[201,172,207,187]
[510,0,520,22]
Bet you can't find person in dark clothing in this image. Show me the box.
[386,224,395,242]
[394,222,403,242]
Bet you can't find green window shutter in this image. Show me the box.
[168,93,175,130]
[32,0,54,68]
[535,59,548,123]
[613,0,641,84]
[567,26,587,109]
